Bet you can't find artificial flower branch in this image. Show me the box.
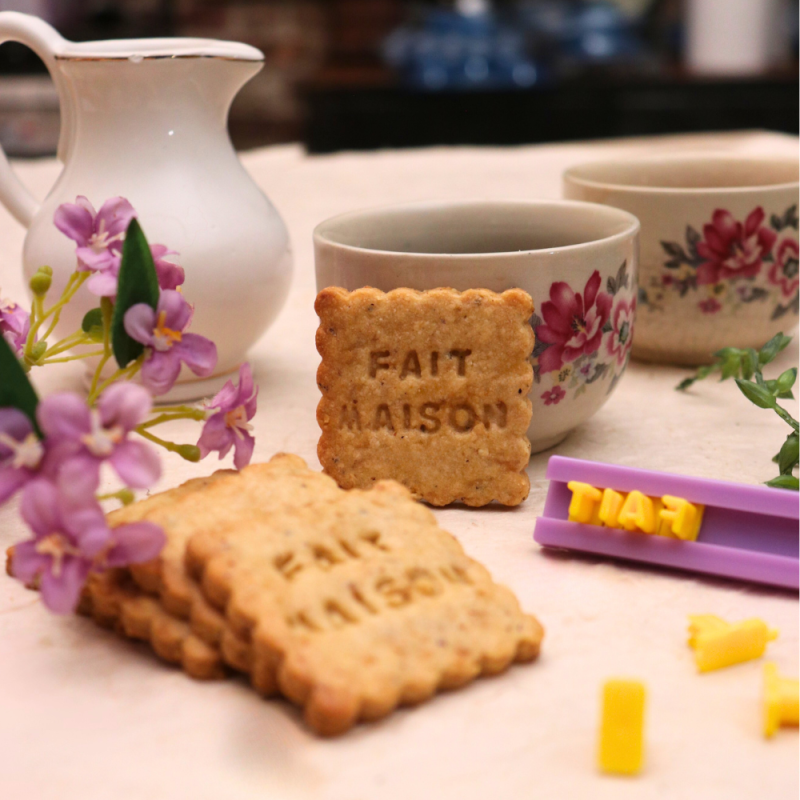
[1,195,259,614]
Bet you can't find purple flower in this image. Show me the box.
[38,383,161,490]
[0,292,30,353]
[0,408,45,504]
[124,290,217,395]
[54,196,136,297]
[197,363,258,469]
[10,464,164,614]
[151,245,185,291]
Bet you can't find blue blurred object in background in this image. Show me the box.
[384,0,653,91]
[521,1,646,65]
[383,0,547,91]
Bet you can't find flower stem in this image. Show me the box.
[87,298,117,403]
[139,409,208,429]
[26,271,88,350]
[135,427,188,454]
[96,488,135,506]
[40,350,106,365]
[87,356,143,405]
[42,331,93,358]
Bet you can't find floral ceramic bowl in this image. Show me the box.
[564,155,799,365]
[314,200,639,452]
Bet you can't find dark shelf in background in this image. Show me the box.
[304,75,799,153]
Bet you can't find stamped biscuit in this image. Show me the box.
[110,460,341,680]
[315,287,534,506]
[79,568,225,680]
[185,453,544,736]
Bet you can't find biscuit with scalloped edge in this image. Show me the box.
[315,287,534,506]
[80,568,224,680]
[106,468,259,674]
[185,453,543,736]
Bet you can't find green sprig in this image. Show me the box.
[677,333,799,490]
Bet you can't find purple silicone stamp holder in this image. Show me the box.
[534,456,799,590]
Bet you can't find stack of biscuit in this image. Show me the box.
[77,453,543,735]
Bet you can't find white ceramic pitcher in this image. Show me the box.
[0,12,292,399]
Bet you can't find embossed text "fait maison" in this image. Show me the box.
[337,349,509,433]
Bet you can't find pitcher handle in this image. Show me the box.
[0,12,67,228]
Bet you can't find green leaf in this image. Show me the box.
[713,347,741,360]
[81,307,105,342]
[81,308,103,333]
[765,474,799,491]
[776,368,797,394]
[111,218,159,368]
[735,378,776,409]
[778,432,799,475]
[758,332,792,364]
[0,336,40,435]
[741,349,759,380]
[720,356,741,380]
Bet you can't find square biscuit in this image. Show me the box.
[185,454,544,736]
[315,287,534,506]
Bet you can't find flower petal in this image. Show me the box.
[123,304,157,346]
[39,556,91,614]
[236,363,254,403]
[53,202,94,246]
[109,439,161,489]
[75,246,120,273]
[85,269,119,298]
[710,209,740,246]
[541,287,580,335]
[95,196,137,239]
[37,392,91,441]
[175,334,217,377]
[158,289,193,332]
[99,383,152,432]
[197,413,233,458]
[232,431,255,470]
[20,479,62,538]
[151,245,185,291]
[244,386,259,420]
[0,467,29,504]
[61,501,110,557]
[538,344,564,374]
[105,521,165,567]
[744,206,766,237]
[583,270,601,309]
[57,456,101,502]
[141,350,181,395]
[0,407,33,450]
[9,540,49,583]
[696,262,720,286]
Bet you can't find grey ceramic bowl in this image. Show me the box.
[314,200,640,452]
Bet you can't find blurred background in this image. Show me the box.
[0,0,796,156]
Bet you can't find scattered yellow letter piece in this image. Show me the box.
[598,679,646,776]
[660,496,704,541]
[687,614,778,672]
[763,663,799,738]
[567,481,602,524]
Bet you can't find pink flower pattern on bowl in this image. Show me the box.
[695,208,776,285]
[769,237,799,299]
[698,297,721,314]
[533,262,635,402]
[641,204,799,323]
[541,385,566,406]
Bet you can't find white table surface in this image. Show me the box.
[0,131,797,800]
